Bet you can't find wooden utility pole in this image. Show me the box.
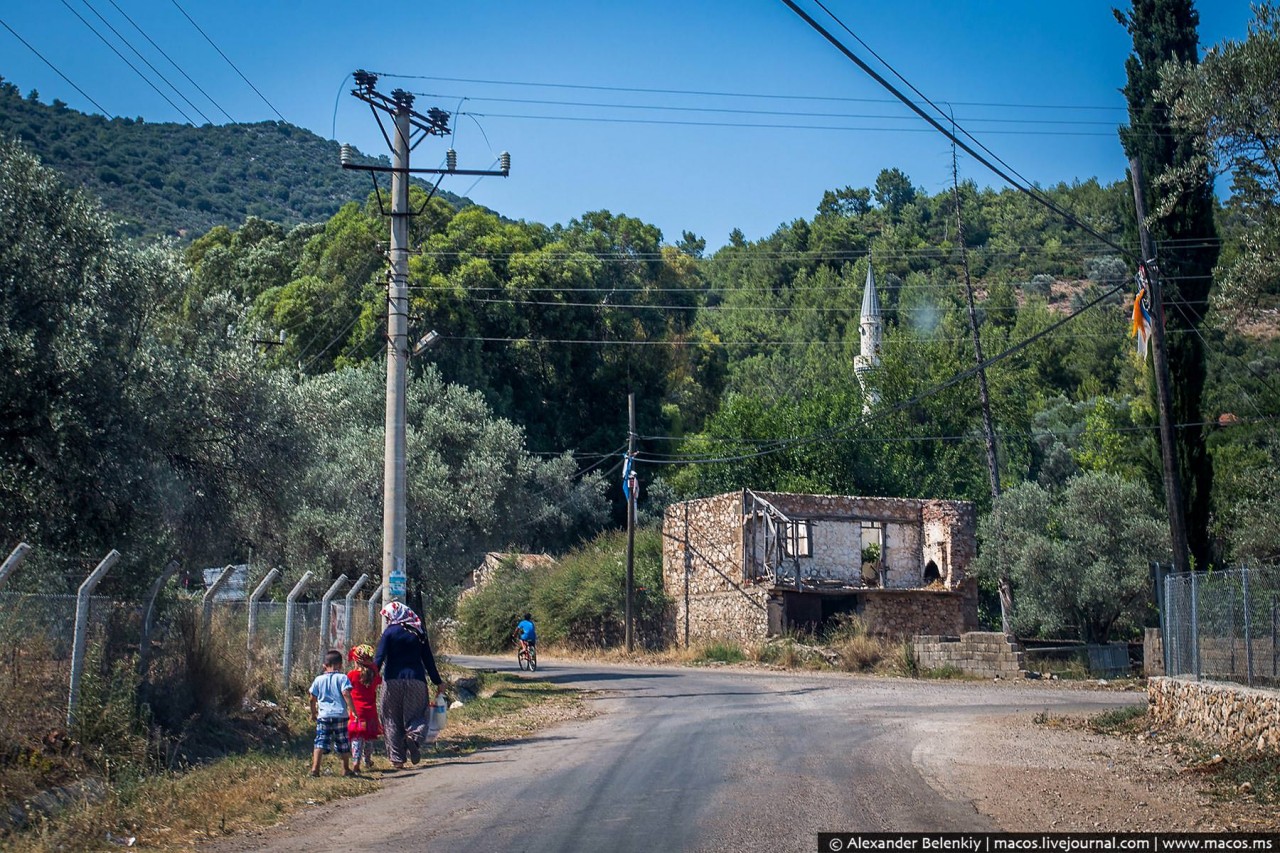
[953,150,1013,635]
[625,392,636,653]
[1129,157,1191,574]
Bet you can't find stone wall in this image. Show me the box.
[1144,628,1165,677]
[860,586,975,638]
[922,500,976,588]
[913,632,1025,678]
[664,492,770,647]
[1148,677,1280,755]
[683,588,771,648]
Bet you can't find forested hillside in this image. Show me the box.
[0,77,473,239]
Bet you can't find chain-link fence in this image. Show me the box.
[0,586,389,724]
[1162,564,1280,688]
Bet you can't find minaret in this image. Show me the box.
[853,262,883,411]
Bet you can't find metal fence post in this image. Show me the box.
[343,573,370,651]
[247,567,281,662]
[1242,562,1254,686]
[0,543,32,592]
[67,549,121,728]
[318,575,349,658]
[201,564,238,646]
[282,571,314,687]
[367,586,383,631]
[137,559,181,682]
[1155,563,1171,676]
[1190,570,1200,680]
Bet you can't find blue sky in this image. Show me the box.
[0,1,1253,247]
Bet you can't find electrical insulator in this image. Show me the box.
[499,151,511,174]
[446,149,457,171]
[340,144,352,166]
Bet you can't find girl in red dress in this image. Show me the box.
[347,644,382,771]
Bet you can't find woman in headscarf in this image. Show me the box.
[374,601,443,769]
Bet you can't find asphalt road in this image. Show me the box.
[220,655,1144,853]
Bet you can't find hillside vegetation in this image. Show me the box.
[0,77,473,239]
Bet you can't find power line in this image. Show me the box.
[637,415,1280,454]
[372,71,1128,113]
[57,0,195,124]
[79,0,212,124]
[777,0,1137,265]
[0,16,112,116]
[104,0,235,123]
[630,281,1133,467]
[169,0,285,122]
[808,0,1050,223]
[408,92,1143,128]
[436,327,1212,349]
[459,110,1123,138]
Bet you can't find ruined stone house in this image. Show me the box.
[458,552,555,600]
[662,490,978,648]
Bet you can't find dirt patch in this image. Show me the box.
[914,709,1278,833]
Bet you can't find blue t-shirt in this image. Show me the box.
[517,619,536,642]
[309,671,353,720]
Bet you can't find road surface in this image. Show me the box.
[218,655,1143,852]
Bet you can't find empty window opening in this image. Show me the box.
[782,519,812,558]
[861,521,885,586]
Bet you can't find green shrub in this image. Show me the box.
[456,559,536,653]
[532,528,668,649]
[1088,705,1146,734]
[456,528,669,653]
[695,642,745,664]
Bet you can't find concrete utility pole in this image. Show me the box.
[384,92,412,610]
[625,392,637,653]
[1129,157,1192,574]
[342,71,509,616]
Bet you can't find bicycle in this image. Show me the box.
[516,640,537,672]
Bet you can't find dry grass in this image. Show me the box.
[505,624,917,677]
[2,669,584,851]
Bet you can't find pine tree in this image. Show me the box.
[1116,0,1219,569]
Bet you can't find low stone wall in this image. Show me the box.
[913,632,1025,678]
[860,587,974,638]
[1148,677,1280,754]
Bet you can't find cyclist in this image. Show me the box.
[514,612,537,658]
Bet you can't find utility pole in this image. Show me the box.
[1129,157,1191,575]
[342,70,509,614]
[625,392,637,653]
[952,147,1013,635]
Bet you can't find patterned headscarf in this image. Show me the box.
[348,643,375,667]
[348,643,376,685]
[379,601,422,632]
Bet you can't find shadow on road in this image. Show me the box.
[536,671,670,685]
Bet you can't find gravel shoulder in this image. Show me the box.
[913,699,1276,833]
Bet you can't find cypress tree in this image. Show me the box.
[1116,0,1219,569]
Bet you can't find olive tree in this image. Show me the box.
[973,472,1170,642]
